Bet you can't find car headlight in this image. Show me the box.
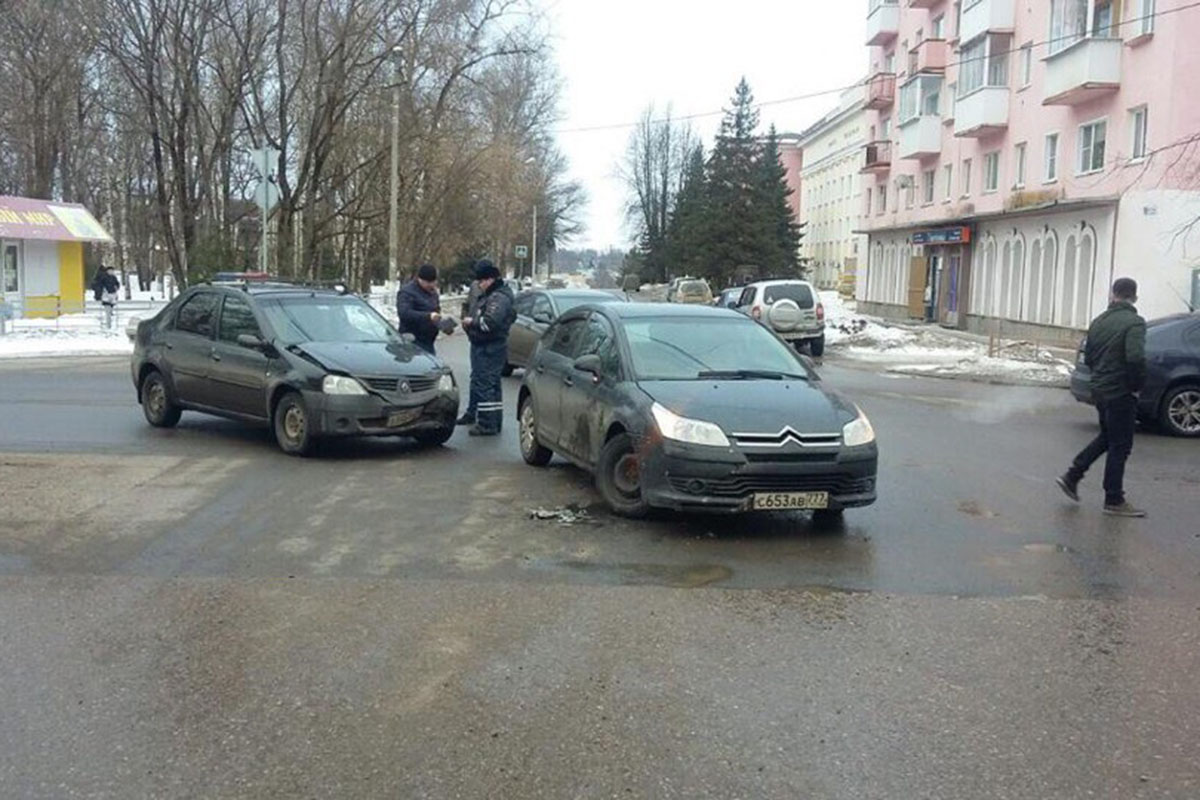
[322,375,368,395]
[842,407,876,447]
[438,373,455,392]
[651,402,730,447]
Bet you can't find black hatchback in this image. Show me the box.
[516,303,877,520]
[131,285,459,454]
[1070,312,1200,437]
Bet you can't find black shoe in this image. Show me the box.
[1103,502,1146,518]
[456,414,475,426]
[468,425,499,437]
[1056,474,1080,503]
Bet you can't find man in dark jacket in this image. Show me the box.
[460,259,516,437]
[91,266,120,329]
[396,264,443,355]
[1057,277,1147,517]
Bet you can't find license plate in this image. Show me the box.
[752,491,829,510]
[386,408,421,428]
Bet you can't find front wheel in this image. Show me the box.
[273,392,314,456]
[413,426,454,447]
[141,370,182,428]
[518,397,553,466]
[595,433,650,518]
[1160,384,1200,437]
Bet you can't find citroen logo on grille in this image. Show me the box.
[399,381,411,394]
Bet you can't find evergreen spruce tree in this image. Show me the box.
[705,78,762,284]
[666,143,710,279]
[755,125,803,277]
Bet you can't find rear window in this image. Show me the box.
[763,283,814,307]
[680,281,709,294]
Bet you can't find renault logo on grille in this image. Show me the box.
[399,381,411,394]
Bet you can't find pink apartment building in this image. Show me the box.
[859,0,1200,342]
[775,133,806,225]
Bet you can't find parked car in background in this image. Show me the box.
[714,287,744,308]
[671,279,713,305]
[736,279,826,357]
[131,285,459,454]
[505,288,630,375]
[516,303,877,520]
[665,277,691,303]
[1070,311,1200,437]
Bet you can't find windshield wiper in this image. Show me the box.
[697,369,809,381]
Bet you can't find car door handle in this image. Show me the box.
[562,375,573,387]
[535,363,545,374]
[211,350,221,362]
[165,342,173,350]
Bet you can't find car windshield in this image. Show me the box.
[556,294,623,313]
[763,283,814,307]
[623,316,809,380]
[257,295,400,345]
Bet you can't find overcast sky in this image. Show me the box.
[546,0,868,252]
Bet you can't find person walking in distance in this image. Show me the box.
[1057,277,1148,517]
[92,266,120,330]
[460,260,516,437]
[396,263,443,356]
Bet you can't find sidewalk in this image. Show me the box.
[821,292,1076,388]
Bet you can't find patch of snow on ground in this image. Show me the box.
[0,327,133,359]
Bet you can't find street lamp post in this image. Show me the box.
[388,45,402,291]
[531,203,537,284]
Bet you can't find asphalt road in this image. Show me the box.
[0,337,1197,798]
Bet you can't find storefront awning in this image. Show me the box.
[0,196,113,243]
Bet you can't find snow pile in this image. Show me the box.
[0,326,133,359]
[820,291,973,355]
[888,354,1074,386]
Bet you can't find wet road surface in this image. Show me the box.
[1,339,1197,798]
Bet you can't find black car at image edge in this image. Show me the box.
[516,303,877,520]
[131,284,459,454]
[1069,311,1200,438]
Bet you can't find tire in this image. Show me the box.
[518,396,553,466]
[414,426,454,447]
[595,433,650,518]
[273,391,314,456]
[809,335,826,358]
[140,370,182,428]
[1159,384,1200,438]
[502,362,516,377]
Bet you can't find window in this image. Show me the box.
[961,157,973,196]
[1,243,17,294]
[1093,0,1113,36]
[514,293,535,317]
[1020,44,1033,86]
[1045,133,1059,181]
[175,292,219,338]
[923,169,936,204]
[577,314,620,376]
[1049,0,1087,55]
[958,34,1011,97]
[1014,142,1027,187]
[904,179,915,209]
[1137,0,1156,35]
[880,117,891,140]
[984,152,1000,192]
[865,188,873,216]
[218,295,261,344]
[547,318,586,357]
[944,163,954,200]
[884,52,896,73]
[932,14,945,38]
[1010,237,1025,318]
[878,185,887,214]
[531,294,554,322]
[1078,120,1107,174]
[1131,107,1148,161]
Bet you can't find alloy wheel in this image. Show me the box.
[520,403,537,455]
[1167,389,1200,434]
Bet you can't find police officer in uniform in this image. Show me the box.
[460,260,516,437]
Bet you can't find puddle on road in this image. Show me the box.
[550,560,734,588]
[1022,542,1075,554]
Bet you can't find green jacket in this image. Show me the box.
[1085,300,1147,402]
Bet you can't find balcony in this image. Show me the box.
[864,73,897,110]
[1043,37,1122,106]
[959,0,1013,44]
[862,140,893,173]
[866,0,900,46]
[899,116,943,159]
[909,39,949,73]
[953,86,1009,137]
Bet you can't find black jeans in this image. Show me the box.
[1067,393,1136,505]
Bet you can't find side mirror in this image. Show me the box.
[573,353,603,381]
[237,333,267,351]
